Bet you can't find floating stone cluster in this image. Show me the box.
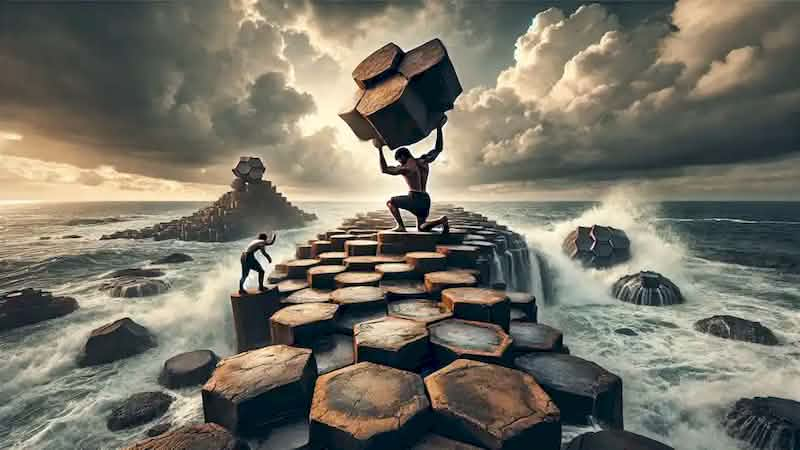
[101,157,315,242]
[563,225,631,268]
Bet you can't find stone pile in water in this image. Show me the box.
[121,204,673,450]
[0,288,78,331]
[101,157,316,242]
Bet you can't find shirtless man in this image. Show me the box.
[374,116,449,233]
[238,232,276,294]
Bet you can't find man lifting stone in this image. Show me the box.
[374,115,450,233]
[239,232,276,294]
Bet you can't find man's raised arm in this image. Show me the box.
[374,139,406,176]
[420,116,447,164]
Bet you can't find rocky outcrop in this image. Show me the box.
[158,350,219,389]
[152,253,193,264]
[724,396,800,450]
[0,288,78,331]
[101,278,170,298]
[565,430,674,450]
[107,391,174,431]
[694,315,779,345]
[79,317,156,366]
[101,159,315,242]
[562,225,631,268]
[106,268,164,278]
[612,271,684,306]
[122,423,245,450]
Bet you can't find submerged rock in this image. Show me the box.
[612,271,684,306]
[152,253,193,264]
[694,315,779,345]
[107,391,174,431]
[724,396,800,450]
[0,288,78,331]
[615,328,639,336]
[79,317,156,366]
[123,423,244,450]
[158,350,219,389]
[146,422,172,437]
[565,430,673,450]
[106,268,165,278]
[102,278,170,298]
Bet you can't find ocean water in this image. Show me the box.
[1,196,798,449]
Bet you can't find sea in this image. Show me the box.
[1,195,799,450]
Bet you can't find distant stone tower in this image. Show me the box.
[231,157,266,191]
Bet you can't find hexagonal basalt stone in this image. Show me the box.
[424,359,561,450]
[345,239,379,256]
[381,280,428,300]
[202,345,317,435]
[354,317,430,371]
[352,42,404,89]
[276,279,309,297]
[331,286,386,310]
[428,319,512,366]
[159,350,219,388]
[345,255,404,271]
[507,291,538,322]
[424,271,477,297]
[562,225,630,268]
[284,288,332,305]
[612,271,684,306]
[310,362,430,450]
[405,252,447,274]
[388,299,452,325]
[286,259,321,279]
[318,251,347,265]
[329,234,357,252]
[441,287,511,331]
[509,323,563,355]
[376,262,416,280]
[307,265,347,290]
[122,423,244,450]
[334,271,383,288]
[270,303,339,347]
[565,430,674,450]
[296,244,312,260]
[435,245,481,268]
[514,353,623,429]
[311,240,333,257]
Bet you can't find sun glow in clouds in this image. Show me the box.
[0,131,23,141]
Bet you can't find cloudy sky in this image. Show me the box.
[0,0,798,201]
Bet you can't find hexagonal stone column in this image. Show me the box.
[334,271,383,288]
[270,303,339,347]
[284,288,332,305]
[295,244,312,259]
[424,359,561,449]
[202,345,317,435]
[381,280,429,300]
[345,239,379,256]
[441,288,511,331]
[562,225,630,268]
[509,323,563,355]
[310,362,431,450]
[565,430,674,450]
[507,292,537,322]
[405,252,447,274]
[307,265,347,289]
[354,317,430,371]
[310,334,354,375]
[428,319,511,366]
[331,286,387,335]
[318,251,347,265]
[275,279,309,297]
[329,234,357,252]
[436,245,480,268]
[378,230,439,254]
[230,287,280,353]
[514,353,623,429]
[311,240,333,257]
[376,262,416,280]
[424,271,477,297]
[286,259,321,279]
[389,299,452,325]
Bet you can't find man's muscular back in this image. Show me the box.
[401,158,429,192]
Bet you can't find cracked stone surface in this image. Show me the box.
[354,317,429,370]
[424,359,561,450]
[388,299,452,325]
[310,362,430,449]
[441,288,510,331]
[428,319,512,365]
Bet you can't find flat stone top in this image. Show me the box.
[436,244,480,253]
[331,286,385,305]
[346,239,379,246]
[164,350,216,374]
[425,271,477,286]
[510,323,562,351]
[376,263,414,273]
[388,299,452,324]
[462,240,496,249]
[429,319,511,356]
[378,230,438,243]
[442,288,508,306]
[405,252,447,260]
[271,303,339,327]
[284,288,332,304]
[507,292,536,305]
[425,359,559,440]
[308,265,347,276]
[277,279,309,293]
[353,42,403,85]
[329,234,356,240]
[287,259,321,268]
[355,317,428,350]
[203,345,313,403]
[335,272,383,283]
[311,362,429,439]
[346,255,405,264]
[514,353,621,396]
[318,252,347,259]
[90,317,145,337]
[381,280,427,296]
[123,423,236,450]
[398,38,447,79]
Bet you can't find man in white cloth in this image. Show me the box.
[239,232,276,294]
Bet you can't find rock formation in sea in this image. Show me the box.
[724,396,800,450]
[100,156,316,242]
[0,288,78,331]
[694,315,779,345]
[612,271,684,306]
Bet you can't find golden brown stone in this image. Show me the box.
[270,303,339,347]
[428,319,512,366]
[436,245,481,268]
[307,265,347,290]
[352,42,404,89]
[405,252,447,274]
[345,239,379,256]
[375,262,416,281]
[441,288,511,331]
[230,288,280,353]
[388,299,452,325]
[424,271,477,297]
[334,271,383,288]
[284,288,332,305]
[318,251,347,265]
[354,317,430,371]
[286,259,321,279]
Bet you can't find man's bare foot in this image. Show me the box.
[258,285,267,292]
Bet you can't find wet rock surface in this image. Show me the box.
[102,278,170,298]
[107,391,174,431]
[80,317,156,366]
[284,288,332,305]
[565,430,674,450]
[270,303,339,347]
[310,334,355,375]
[388,298,452,324]
[612,271,684,306]
[354,317,429,371]
[429,319,511,366]
[563,225,631,268]
[202,345,317,435]
[724,396,800,450]
[425,359,561,449]
[694,315,779,345]
[510,322,564,354]
[310,362,430,449]
[159,350,220,389]
[334,271,383,288]
[0,288,79,331]
[514,352,623,429]
[441,287,510,331]
[123,423,244,450]
[424,271,478,296]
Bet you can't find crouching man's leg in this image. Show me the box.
[387,197,407,232]
[419,215,449,233]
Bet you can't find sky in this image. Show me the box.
[0,0,798,202]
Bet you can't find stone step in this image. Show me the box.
[345,239,379,256]
[441,287,511,331]
[334,271,383,289]
[286,259,321,279]
[428,318,512,366]
[317,251,347,265]
[435,244,480,268]
[424,271,478,297]
[381,280,429,300]
[307,265,347,290]
[509,322,564,355]
[376,262,417,281]
[388,299,452,325]
[270,303,339,347]
[354,317,430,371]
[404,251,447,274]
[310,240,333,257]
[229,288,280,352]
[329,234,357,251]
[283,288,332,305]
[344,255,405,271]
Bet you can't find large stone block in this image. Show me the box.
[378,231,439,253]
[270,303,339,347]
[329,234,357,252]
[202,345,317,435]
[381,280,429,300]
[428,319,511,366]
[562,225,630,268]
[376,262,417,280]
[352,42,404,89]
[436,245,481,268]
[405,251,448,274]
[310,362,431,449]
[318,251,347,265]
[441,287,511,331]
[345,239,379,256]
[286,259,321,279]
[122,423,244,450]
[509,323,563,355]
[424,359,560,450]
[230,288,281,352]
[339,89,380,141]
[284,288,332,305]
[159,350,219,389]
[334,271,383,288]
[356,73,429,149]
[514,353,623,429]
[398,38,462,112]
[307,265,347,290]
[424,271,478,297]
[0,288,78,331]
[612,271,684,306]
[354,317,430,371]
[388,298,452,325]
[345,255,404,271]
[79,317,156,366]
